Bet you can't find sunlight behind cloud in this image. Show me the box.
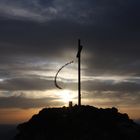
[59,90,72,103]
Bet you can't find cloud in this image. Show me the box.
[0,0,92,22]
[0,0,140,111]
[0,0,46,21]
[0,0,139,25]
[0,17,139,77]
[82,78,140,93]
[0,77,54,91]
[0,96,61,109]
[0,76,139,109]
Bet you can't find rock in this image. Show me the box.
[14,105,140,140]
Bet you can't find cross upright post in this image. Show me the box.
[76,39,83,106]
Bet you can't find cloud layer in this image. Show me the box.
[0,0,140,112]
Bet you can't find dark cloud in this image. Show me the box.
[0,17,139,76]
[0,0,140,110]
[0,96,61,109]
[82,80,140,93]
[0,75,77,91]
[0,77,54,91]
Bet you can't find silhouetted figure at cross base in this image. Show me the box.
[14,105,140,140]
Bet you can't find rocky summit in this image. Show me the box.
[14,105,140,140]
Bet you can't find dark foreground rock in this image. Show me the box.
[14,105,140,140]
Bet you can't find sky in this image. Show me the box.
[0,0,140,124]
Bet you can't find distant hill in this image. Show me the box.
[0,124,17,140]
[14,105,140,140]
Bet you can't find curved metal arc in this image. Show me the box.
[54,61,74,89]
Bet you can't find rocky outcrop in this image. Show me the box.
[15,105,140,140]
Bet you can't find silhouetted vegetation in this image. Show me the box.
[15,105,140,140]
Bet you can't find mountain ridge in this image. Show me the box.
[14,105,140,140]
